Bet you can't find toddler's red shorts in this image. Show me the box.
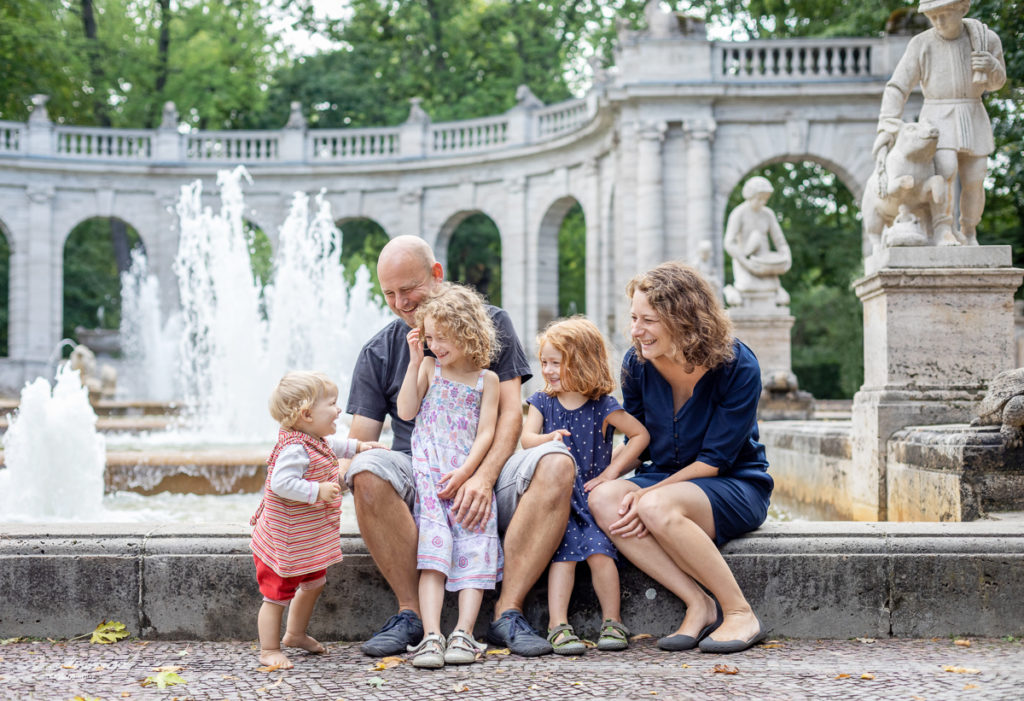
[253,554,326,605]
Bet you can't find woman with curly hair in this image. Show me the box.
[588,261,773,654]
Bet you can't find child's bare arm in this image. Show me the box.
[583,410,650,492]
[437,371,499,500]
[397,329,432,421]
[521,403,569,448]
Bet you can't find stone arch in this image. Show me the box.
[438,210,503,305]
[62,216,146,344]
[536,196,584,330]
[0,218,10,357]
[335,216,390,294]
[723,159,864,399]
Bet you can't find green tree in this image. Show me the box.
[447,214,502,306]
[338,218,390,298]
[559,203,586,317]
[63,217,143,340]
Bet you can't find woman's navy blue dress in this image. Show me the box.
[527,391,619,562]
[620,340,773,545]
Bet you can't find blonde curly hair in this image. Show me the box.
[268,371,337,430]
[537,316,615,399]
[626,261,735,370]
[414,282,497,370]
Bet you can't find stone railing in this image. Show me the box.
[185,131,279,162]
[0,121,23,155]
[55,125,152,160]
[309,127,400,161]
[535,98,590,140]
[429,114,509,155]
[714,38,884,80]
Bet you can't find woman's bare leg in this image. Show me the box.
[588,481,717,638]
[636,483,760,643]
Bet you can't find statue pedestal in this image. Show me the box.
[728,299,813,420]
[851,245,1022,520]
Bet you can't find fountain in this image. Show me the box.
[0,167,391,524]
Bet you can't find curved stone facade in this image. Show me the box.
[0,29,917,388]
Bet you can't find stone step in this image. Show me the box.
[0,398,182,418]
[1,520,1021,641]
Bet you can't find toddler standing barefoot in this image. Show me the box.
[250,371,380,668]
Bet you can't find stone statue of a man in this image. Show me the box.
[723,176,792,308]
[873,0,1005,245]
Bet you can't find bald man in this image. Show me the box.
[342,236,575,657]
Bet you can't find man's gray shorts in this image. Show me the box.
[344,441,575,533]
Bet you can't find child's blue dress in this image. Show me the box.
[526,391,620,562]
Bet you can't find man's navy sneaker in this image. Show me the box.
[486,609,553,657]
[360,609,424,657]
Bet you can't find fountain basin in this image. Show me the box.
[2,520,1022,641]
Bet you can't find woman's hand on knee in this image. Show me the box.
[608,489,649,539]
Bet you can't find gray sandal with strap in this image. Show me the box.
[597,619,629,651]
[547,623,588,656]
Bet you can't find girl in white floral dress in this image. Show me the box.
[397,283,502,669]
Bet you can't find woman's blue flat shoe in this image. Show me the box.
[698,618,769,654]
[657,603,723,651]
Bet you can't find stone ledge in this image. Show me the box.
[2,521,1023,641]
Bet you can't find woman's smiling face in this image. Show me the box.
[630,290,673,361]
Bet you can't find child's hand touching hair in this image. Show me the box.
[317,481,341,503]
[406,328,425,368]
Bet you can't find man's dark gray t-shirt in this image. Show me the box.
[346,306,532,454]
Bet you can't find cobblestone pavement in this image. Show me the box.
[1,636,1021,700]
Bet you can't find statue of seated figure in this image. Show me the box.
[723,176,792,309]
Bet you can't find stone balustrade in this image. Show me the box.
[715,38,884,80]
[0,35,903,168]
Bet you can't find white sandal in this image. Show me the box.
[408,632,446,669]
[443,629,486,665]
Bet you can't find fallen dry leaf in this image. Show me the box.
[175,646,191,657]
[91,621,130,645]
[629,633,652,642]
[860,673,875,680]
[493,668,507,673]
[256,663,284,673]
[153,665,184,673]
[61,664,76,669]
[943,665,980,674]
[371,656,404,670]
[569,681,583,686]
[911,696,926,701]
[269,678,283,688]
[680,663,690,669]
[221,675,239,680]
[581,639,597,648]
[93,665,106,671]
[121,693,131,698]
[528,685,539,690]
[485,648,510,656]
[835,673,851,679]
[452,683,469,692]
[760,643,783,649]
[855,637,876,644]
[954,639,972,647]
[964,683,979,690]
[713,664,739,675]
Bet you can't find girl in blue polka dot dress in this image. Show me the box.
[522,317,649,655]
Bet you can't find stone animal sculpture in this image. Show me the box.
[862,119,946,251]
[971,368,1024,449]
[69,344,117,400]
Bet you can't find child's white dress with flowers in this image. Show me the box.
[411,363,503,591]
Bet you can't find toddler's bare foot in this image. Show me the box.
[282,632,326,654]
[259,648,293,669]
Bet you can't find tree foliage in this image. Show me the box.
[447,214,502,306]
[62,218,143,341]
[559,203,587,317]
[337,218,390,298]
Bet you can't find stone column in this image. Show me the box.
[635,121,667,271]
[24,184,57,362]
[503,176,529,340]
[684,118,715,260]
[851,246,1023,521]
[582,158,602,328]
[398,187,423,239]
